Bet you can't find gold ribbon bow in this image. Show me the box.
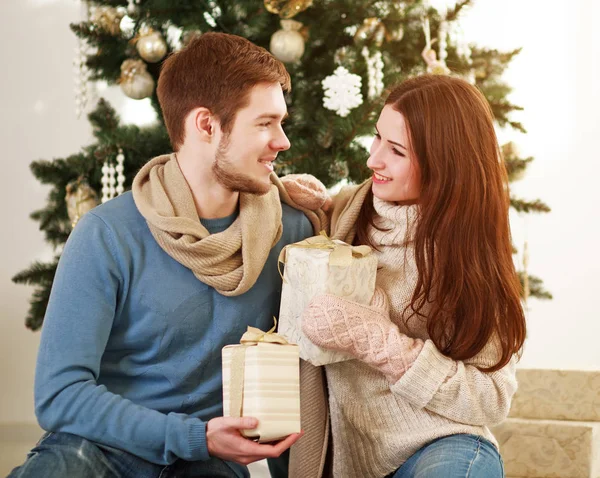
[278,232,372,278]
[240,318,289,345]
[228,318,290,423]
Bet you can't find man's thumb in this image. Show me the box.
[230,417,258,430]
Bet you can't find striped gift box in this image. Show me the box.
[222,342,301,443]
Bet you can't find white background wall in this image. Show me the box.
[1,0,598,428]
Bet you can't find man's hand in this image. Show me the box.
[206,416,303,466]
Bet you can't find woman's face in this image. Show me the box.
[367,105,421,204]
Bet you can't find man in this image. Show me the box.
[9,33,327,478]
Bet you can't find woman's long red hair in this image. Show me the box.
[356,75,526,372]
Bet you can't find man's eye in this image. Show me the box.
[259,122,271,127]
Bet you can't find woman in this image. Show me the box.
[289,74,526,477]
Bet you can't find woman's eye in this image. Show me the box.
[392,148,406,157]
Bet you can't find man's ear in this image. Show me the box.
[190,107,215,142]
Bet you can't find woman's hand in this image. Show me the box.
[301,288,424,382]
[280,174,332,212]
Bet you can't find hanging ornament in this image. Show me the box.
[136,26,168,63]
[362,47,384,99]
[101,150,127,203]
[115,148,126,195]
[421,17,450,75]
[65,179,99,228]
[322,66,363,118]
[437,21,448,64]
[119,59,155,99]
[90,6,124,36]
[264,0,313,19]
[270,20,305,63]
[74,2,93,119]
[101,160,115,203]
[354,18,387,47]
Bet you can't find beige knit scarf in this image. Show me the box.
[329,178,373,243]
[132,153,326,296]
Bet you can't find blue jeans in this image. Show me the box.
[388,434,504,478]
[8,431,289,478]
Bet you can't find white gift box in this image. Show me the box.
[277,235,378,366]
[492,418,600,478]
[509,369,600,422]
[493,369,600,478]
[222,335,301,443]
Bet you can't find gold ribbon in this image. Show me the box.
[228,318,289,422]
[278,231,372,280]
[240,318,289,345]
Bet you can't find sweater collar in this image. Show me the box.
[370,196,419,246]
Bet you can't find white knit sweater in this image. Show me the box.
[324,197,518,478]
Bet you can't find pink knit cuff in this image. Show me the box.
[280,174,332,211]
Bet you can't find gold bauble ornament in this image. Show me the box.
[270,20,305,63]
[119,59,155,99]
[136,26,168,63]
[90,6,124,36]
[264,0,313,19]
[65,179,99,228]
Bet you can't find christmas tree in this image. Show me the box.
[12,0,551,331]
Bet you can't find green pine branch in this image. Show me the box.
[510,197,551,214]
[446,0,473,22]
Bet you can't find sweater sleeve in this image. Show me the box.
[389,338,518,426]
[34,212,208,465]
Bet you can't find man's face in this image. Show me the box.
[212,82,290,195]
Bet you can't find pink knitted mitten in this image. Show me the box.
[302,289,424,382]
[280,174,332,212]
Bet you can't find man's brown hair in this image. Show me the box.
[157,32,291,150]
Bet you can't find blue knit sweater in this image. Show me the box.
[34,191,312,466]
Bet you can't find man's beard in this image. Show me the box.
[212,135,272,195]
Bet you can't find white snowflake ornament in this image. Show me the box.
[322,67,363,117]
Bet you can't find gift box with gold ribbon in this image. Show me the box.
[277,233,378,366]
[222,323,301,443]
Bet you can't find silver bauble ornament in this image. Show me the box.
[136,26,168,63]
[65,179,99,228]
[119,59,155,99]
[270,19,305,63]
